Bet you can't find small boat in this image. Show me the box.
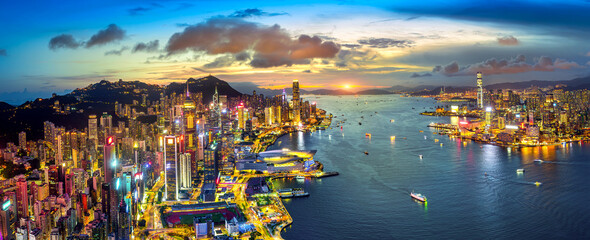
[534,181,542,186]
[295,175,305,180]
[364,151,369,155]
[365,133,371,137]
[359,122,362,125]
[419,130,423,133]
[516,168,524,173]
[411,191,427,203]
[419,155,423,159]
[390,119,395,123]
[534,159,543,163]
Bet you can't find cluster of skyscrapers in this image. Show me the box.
[0,77,321,239]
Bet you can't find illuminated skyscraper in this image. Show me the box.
[184,84,196,149]
[179,153,192,189]
[16,177,28,219]
[292,79,301,124]
[104,136,116,185]
[164,136,178,201]
[100,113,113,136]
[477,72,483,109]
[485,107,493,127]
[88,115,98,144]
[18,131,26,150]
[237,104,245,129]
[213,87,221,128]
[44,121,55,145]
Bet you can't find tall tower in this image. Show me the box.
[292,80,301,124]
[477,72,483,109]
[213,86,221,128]
[18,131,26,150]
[164,136,178,201]
[104,136,115,185]
[88,115,98,144]
[16,177,28,219]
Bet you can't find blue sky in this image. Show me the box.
[1,0,590,101]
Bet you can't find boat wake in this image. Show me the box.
[370,177,411,195]
[484,174,542,186]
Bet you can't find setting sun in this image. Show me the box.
[343,84,351,89]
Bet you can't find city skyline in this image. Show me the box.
[1,0,590,96]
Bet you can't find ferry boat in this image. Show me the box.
[295,175,305,180]
[516,169,524,173]
[278,188,310,198]
[411,191,427,203]
[534,159,543,163]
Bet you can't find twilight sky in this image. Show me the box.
[1,0,590,96]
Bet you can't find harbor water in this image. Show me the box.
[269,95,590,239]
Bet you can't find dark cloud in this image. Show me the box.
[335,48,377,67]
[357,38,413,48]
[104,46,129,56]
[229,8,288,18]
[433,55,582,76]
[302,70,312,73]
[128,3,163,16]
[341,43,362,49]
[165,18,340,68]
[235,52,250,61]
[204,55,235,68]
[497,35,519,46]
[49,34,81,50]
[132,40,159,53]
[85,24,126,48]
[410,72,432,78]
[0,49,6,56]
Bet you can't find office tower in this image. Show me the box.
[18,131,26,150]
[237,104,245,129]
[179,153,192,190]
[56,134,63,165]
[477,72,484,109]
[485,107,493,127]
[212,87,221,128]
[292,79,301,124]
[16,177,28,219]
[100,112,113,136]
[184,84,196,150]
[164,136,178,201]
[88,115,98,143]
[104,136,116,185]
[203,147,218,185]
[44,121,55,145]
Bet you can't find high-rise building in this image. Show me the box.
[18,131,26,150]
[56,134,63,165]
[212,87,221,128]
[16,177,28,219]
[203,146,218,185]
[89,115,98,143]
[477,72,484,109]
[164,136,178,201]
[179,153,192,190]
[292,79,301,124]
[44,121,55,145]
[485,107,493,128]
[100,113,113,136]
[237,105,245,129]
[104,136,116,185]
[184,84,196,151]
